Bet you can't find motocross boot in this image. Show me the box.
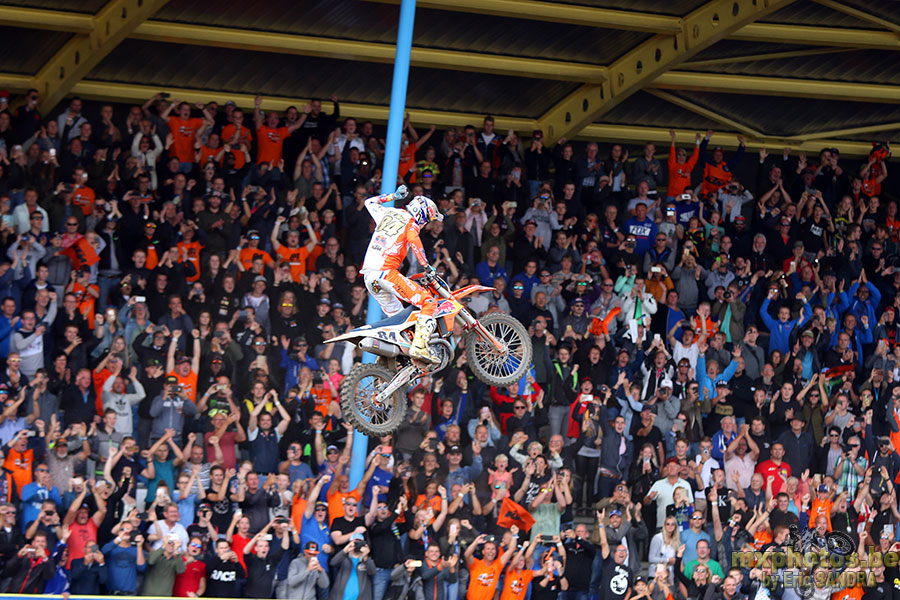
[410,315,439,364]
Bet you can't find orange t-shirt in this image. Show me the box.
[500,568,535,600]
[72,185,95,216]
[291,496,308,534]
[257,125,290,165]
[198,145,219,166]
[3,447,34,492]
[170,370,198,403]
[93,369,113,415]
[239,247,274,271]
[72,282,98,330]
[178,240,205,282]
[468,558,504,600]
[398,142,419,180]
[413,494,442,525]
[169,116,205,163]
[832,585,864,600]
[144,240,160,271]
[808,498,833,529]
[66,519,98,568]
[327,488,360,525]
[222,124,252,169]
[275,245,311,281]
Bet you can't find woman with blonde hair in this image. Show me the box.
[648,518,681,583]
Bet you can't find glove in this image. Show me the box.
[393,185,408,202]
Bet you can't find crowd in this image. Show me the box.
[0,85,896,600]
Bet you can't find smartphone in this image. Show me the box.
[673,420,684,432]
[509,202,517,208]
[680,194,692,201]
[49,148,56,158]
[409,560,423,568]
[134,296,146,303]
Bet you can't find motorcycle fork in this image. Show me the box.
[375,363,419,406]
[435,284,506,353]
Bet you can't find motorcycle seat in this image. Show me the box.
[359,305,416,330]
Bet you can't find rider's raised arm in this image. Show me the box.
[365,185,407,219]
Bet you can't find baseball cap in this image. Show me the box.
[350,532,365,542]
[734,216,746,222]
[617,348,630,356]
[326,444,339,453]
[715,379,729,388]
[447,445,463,454]
[211,355,223,364]
[525,219,537,226]
[165,375,178,384]
[176,355,191,364]
[817,484,829,493]
[319,297,331,306]
[660,378,673,389]
[609,509,622,517]
[666,457,679,466]
[225,100,237,107]
[801,330,815,338]
[253,275,267,284]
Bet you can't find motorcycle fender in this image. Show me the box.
[453,285,495,301]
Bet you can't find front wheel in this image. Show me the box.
[465,312,532,387]
[340,363,408,437]
[825,531,854,556]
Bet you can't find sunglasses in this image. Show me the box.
[514,405,526,410]
[691,516,703,520]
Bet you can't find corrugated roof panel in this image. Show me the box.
[88,39,579,118]
[761,0,880,28]
[0,0,104,12]
[678,50,900,85]
[154,0,642,64]
[0,26,72,74]
[598,90,722,131]
[667,90,900,137]
[689,40,835,62]
[839,0,900,26]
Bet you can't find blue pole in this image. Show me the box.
[350,0,417,488]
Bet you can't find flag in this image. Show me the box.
[61,236,99,269]
[518,367,536,396]
[497,496,535,531]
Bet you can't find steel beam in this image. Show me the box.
[538,0,797,144]
[580,124,877,157]
[32,0,170,115]
[132,21,605,82]
[812,0,900,34]
[734,23,900,49]
[56,79,538,131]
[646,89,764,138]
[652,71,900,103]
[361,0,682,33]
[0,5,94,33]
[681,47,851,68]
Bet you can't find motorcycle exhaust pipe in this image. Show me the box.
[358,338,401,358]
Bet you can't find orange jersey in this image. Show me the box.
[169,370,198,403]
[667,143,699,197]
[700,160,734,199]
[197,145,220,165]
[3,447,35,492]
[362,198,428,272]
[240,247,274,271]
[808,498,833,529]
[178,240,204,282]
[169,116,205,163]
[398,141,419,180]
[327,488,360,525]
[222,124,252,169]
[72,185,95,216]
[275,245,311,281]
[257,125,290,165]
[468,559,504,600]
[500,568,535,600]
[72,282,98,330]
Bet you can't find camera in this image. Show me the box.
[485,535,496,544]
[352,540,364,551]
[724,291,732,299]
[625,240,636,249]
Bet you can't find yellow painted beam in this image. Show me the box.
[645,89,764,138]
[361,0,682,33]
[132,21,605,82]
[785,122,900,141]
[734,22,900,49]
[34,0,170,115]
[538,0,798,144]
[653,71,900,103]
[812,0,900,34]
[0,5,94,33]
[581,124,878,157]
[682,47,851,68]
[67,79,539,131]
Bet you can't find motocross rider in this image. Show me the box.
[360,185,443,363]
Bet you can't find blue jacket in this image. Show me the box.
[759,298,812,356]
[696,354,739,408]
[846,282,881,328]
[474,261,508,286]
[101,542,145,594]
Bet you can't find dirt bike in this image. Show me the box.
[787,524,855,599]
[327,270,533,437]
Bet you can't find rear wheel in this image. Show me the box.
[340,363,408,437]
[465,312,532,387]
[826,531,854,556]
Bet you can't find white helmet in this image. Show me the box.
[407,196,443,228]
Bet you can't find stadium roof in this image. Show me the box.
[2,0,900,155]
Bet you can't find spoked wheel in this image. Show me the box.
[794,572,815,599]
[465,313,533,387]
[340,363,408,437]
[826,531,854,556]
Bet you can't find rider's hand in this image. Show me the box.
[393,185,408,201]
